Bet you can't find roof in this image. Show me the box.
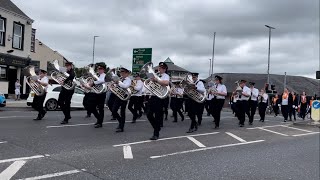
[204,73,320,96]
[164,57,174,64]
[0,0,32,20]
[154,57,190,72]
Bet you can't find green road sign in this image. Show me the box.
[132,48,152,73]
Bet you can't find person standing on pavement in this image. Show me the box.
[210,75,227,129]
[32,69,48,120]
[247,82,259,125]
[15,79,21,101]
[258,89,269,122]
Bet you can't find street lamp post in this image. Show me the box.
[265,25,275,87]
[209,58,212,77]
[211,32,216,79]
[92,35,99,64]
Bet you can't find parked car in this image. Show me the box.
[0,91,6,107]
[27,85,85,111]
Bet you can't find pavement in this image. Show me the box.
[0,109,319,180]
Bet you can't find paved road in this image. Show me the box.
[0,109,319,180]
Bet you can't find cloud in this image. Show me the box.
[11,0,319,79]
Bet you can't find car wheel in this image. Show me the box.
[46,99,58,111]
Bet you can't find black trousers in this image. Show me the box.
[289,106,296,120]
[87,92,106,124]
[163,97,169,120]
[108,92,116,113]
[300,103,307,119]
[170,97,184,121]
[211,99,225,127]
[231,102,238,116]
[147,96,164,137]
[33,93,47,118]
[273,105,279,116]
[205,100,211,115]
[281,105,289,120]
[112,96,128,130]
[128,96,142,120]
[247,100,258,123]
[58,88,74,119]
[237,100,249,125]
[83,93,91,116]
[259,102,268,121]
[188,99,202,129]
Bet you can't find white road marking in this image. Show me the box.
[0,141,7,144]
[280,125,314,133]
[0,160,26,180]
[123,145,133,159]
[187,137,206,148]
[17,169,81,180]
[150,140,265,159]
[292,132,320,137]
[113,132,219,147]
[225,132,247,142]
[0,116,33,119]
[247,125,284,129]
[257,128,289,136]
[0,155,45,164]
[46,120,147,128]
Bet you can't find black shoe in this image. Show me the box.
[33,117,42,120]
[116,129,124,132]
[261,120,264,122]
[214,125,219,129]
[249,122,253,125]
[60,120,68,124]
[284,120,287,122]
[198,122,201,126]
[194,126,198,131]
[186,129,194,133]
[94,122,98,125]
[172,120,177,123]
[150,136,158,140]
[181,116,184,121]
[41,110,47,119]
[94,124,102,128]
[110,117,116,120]
[239,124,244,127]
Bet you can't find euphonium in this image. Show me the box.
[107,68,131,101]
[207,80,218,94]
[50,60,76,90]
[139,62,170,99]
[235,80,243,93]
[86,66,107,94]
[180,74,206,103]
[25,66,46,96]
[128,80,138,95]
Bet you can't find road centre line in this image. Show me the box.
[113,132,219,147]
[123,145,133,159]
[280,125,314,133]
[187,137,206,148]
[46,120,147,128]
[17,169,83,180]
[257,128,289,136]
[0,160,26,180]
[225,132,247,142]
[0,155,46,164]
[150,140,265,159]
[292,132,320,137]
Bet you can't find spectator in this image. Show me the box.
[15,79,21,101]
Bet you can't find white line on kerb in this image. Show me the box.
[17,169,81,180]
[280,125,313,133]
[292,132,320,137]
[123,145,133,159]
[257,128,289,136]
[113,132,219,147]
[225,132,247,142]
[187,137,206,148]
[150,140,265,159]
[0,160,26,180]
[46,120,147,128]
[0,155,46,164]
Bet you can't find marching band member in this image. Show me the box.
[112,67,131,132]
[210,75,227,129]
[170,81,184,122]
[247,82,259,125]
[58,62,75,124]
[288,91,298,121]
[32,69,48,120]
[231,91,239,117]
[258,89,269,122]
[236,80,251,127]
[272,94,280,116]
[205,87,214,116]
[147,62,169,140]
[186,72,206,133]
[279,88,289,122]
[299,91,308,120]
[141,82,151,115]
[128,73,143,123]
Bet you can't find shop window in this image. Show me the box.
[12,22,24,50]
[0,17,5,46]
[0,67,6,79]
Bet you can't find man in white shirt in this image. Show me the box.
[128,73,144,123]
[247,82,259,125]
[235,80,251,127]
[186,72,206,133]
[110,67,131,132]
[210,75,227,129]
[170,81,184,122]
[258,89,269,122]
[33,69,49,120]
[147,62,170,140]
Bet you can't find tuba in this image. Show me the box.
[50,60,76,90]
[25,66,46,96]
[107,68,131,101]
[85,65,107,94]
[128,80,138,95]
[180,74,206,103]
[139,62,170,99]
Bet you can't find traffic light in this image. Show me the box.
[271,84,275,90]
[265,83,269,91]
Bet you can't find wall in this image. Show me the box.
[0,81,8,94]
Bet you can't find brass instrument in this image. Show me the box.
[235,80,243,93]
[50,60,76,90]
[128,80,138,95]
[139,62,170,99]
[207,80,218,94]
[107,68,132,100]
[170,81,183,98]
[85,66,107,94]
[180,74,206,103]
[25,66,46,96]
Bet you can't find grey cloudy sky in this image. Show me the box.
[12,0,319,79]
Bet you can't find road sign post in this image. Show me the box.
[132,48,152,73]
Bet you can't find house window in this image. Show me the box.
[0,67,6,79]
[0,17,5,46]
[12,22,24,50]
[30,28,36,52]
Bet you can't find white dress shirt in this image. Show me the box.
[132,79,143,96]
[206,93,214,100]
[118,77,131,89]
[171,87,184,98]
[195,80,205,93]
[159,73,170,81]
[250,88,259,101]
[142,85,151,95]
[240,86,251,101]
[213,83,227,99]
[94,73,106,85]
[233,95,239,103]
[39,76,49,92]
[260,93,269,103]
